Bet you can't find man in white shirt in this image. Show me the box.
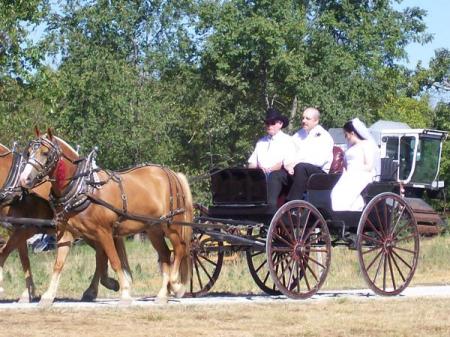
[286,107,334,201]
[248,108,295,212]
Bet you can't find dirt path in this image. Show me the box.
[1,285,450,310]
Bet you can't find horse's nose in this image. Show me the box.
[19,174,33,189]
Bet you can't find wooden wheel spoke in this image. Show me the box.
[273,232,294,247]
[365,217,384,240]
[273,252,290,269]
[299,208,311,241]
[300,259,312,290]
[250,250,264,258]
[193,258,204,289]
[361,233,383,246]
[371,252,385,285]
[383,251,388,291]
[198,253,218,267]
[393,222,414,239]
[373,203,387,237]
[254,258,267,274]
[390,250,407,283]
[302,219,322,243]
[364,249,383,272]
[279,218,295,242]
[362,244,383,256]
[392,245,416,255]
[305,254,326,271]
[196,255,213,280]
[393,234,416,246]
[387,252,397,290]
[304,256,319,283]
[390,204,406,236]
[391,249,413,270]
[287,260,296,289]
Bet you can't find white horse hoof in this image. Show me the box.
[38,297,54,308]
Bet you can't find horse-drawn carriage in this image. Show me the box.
[0,132,431,304]
[189,156,420,299]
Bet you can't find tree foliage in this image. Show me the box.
[0,0,449,203]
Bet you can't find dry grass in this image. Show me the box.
[1,234,450,300]
[1,298,450,337]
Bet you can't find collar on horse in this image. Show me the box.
[50,148,100,217]
[0,150,27,205]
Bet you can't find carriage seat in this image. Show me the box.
[329,146,345,174]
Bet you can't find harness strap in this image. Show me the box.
[86,193,185,227]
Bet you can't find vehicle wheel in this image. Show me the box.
[246,227,281,295]
[357,192,419,296]
[186,229,224,297]
[266,200,331,299]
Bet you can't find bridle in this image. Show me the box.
[25,137,62,183]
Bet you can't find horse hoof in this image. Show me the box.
[38,298,54,308]
[81,290,97,302]
[170,283,186,298]
[18,295,32,304]
[101,277,120,292]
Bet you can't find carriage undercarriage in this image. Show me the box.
[187,168,420,299]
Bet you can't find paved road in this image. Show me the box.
[1,285,450,310]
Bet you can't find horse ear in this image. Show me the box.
[34,126,40,137]
[47,128,53,140]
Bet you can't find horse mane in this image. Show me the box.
[0,143,10,155]
[46,135,79,160]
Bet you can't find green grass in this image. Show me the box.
[1,234,450,300]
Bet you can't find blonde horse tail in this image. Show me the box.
[176,172,193,287]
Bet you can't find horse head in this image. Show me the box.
[19,129,62,189]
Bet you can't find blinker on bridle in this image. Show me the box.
[26,137,62,182]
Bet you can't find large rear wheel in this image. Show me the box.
[357,192,419,296]
[246,227,281,295]
[266,201,331,299]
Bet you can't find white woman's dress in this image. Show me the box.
[331,141,377,211]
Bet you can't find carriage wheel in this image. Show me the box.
[357,192,419,296]
[246,227,281,295]
[266,200,331,299]
[186,229,224,297]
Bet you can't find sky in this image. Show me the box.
[397,0,450,68]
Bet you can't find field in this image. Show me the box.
[2,234,450,299]
[0,234,450,337]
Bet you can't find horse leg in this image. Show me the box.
[0,229,37,302]
[96,231,132,305]
[164,227,187,298]
[81,239,121,302]
[39,230,74,307]
[146,228,171,303]
[17,238,36,303]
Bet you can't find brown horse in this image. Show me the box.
[0,142,123,303]
[19,131,193,304]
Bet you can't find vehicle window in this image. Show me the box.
[410,138,441,184]
[385,137,399,160]
[399,136,415,180]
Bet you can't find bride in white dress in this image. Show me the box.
[331,118,380,211]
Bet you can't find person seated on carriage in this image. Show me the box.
[248,107,295,212]
[285,107,334,201]
[331,118,381,211]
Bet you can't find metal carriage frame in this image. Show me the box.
[188,167,420,299]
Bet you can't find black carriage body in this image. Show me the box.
[207,168,275,225]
